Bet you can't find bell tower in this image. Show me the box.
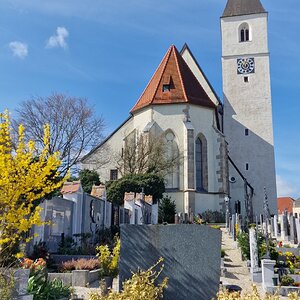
[221,0,277,216]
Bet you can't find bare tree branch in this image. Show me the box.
[14,93,105,175]
[116,132,182,176]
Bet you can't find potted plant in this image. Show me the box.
[96,237,120,294]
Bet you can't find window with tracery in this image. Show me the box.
[165,131,179,189]
[239,23,250,42]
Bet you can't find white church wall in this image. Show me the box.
[82,117,134,182]
[194,193,221,213]
[83,102,226,214]
[228,162,247,216]
[188,106,222,194]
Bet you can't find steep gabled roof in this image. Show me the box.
[131,45,216,113]
[61,181,82,194]
[222,0,266,18]
[277,197,294,214]
[180,43,221,107]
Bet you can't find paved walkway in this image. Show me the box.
[220,228,263,296]
[72,278,119,299]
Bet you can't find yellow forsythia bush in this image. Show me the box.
[89,257,168,300]
[0,110,67,257]
[217,285,299,300]
[96,237,120,277]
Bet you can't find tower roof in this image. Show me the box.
[130,45,216,113]
[222,0,266,18]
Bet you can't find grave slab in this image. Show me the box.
[120,224,221,300]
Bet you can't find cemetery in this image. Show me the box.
[5,178,300,300]
[224,202,300,297]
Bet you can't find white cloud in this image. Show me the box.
[276,175,299,198]
[9,41,28,59]
[46,27,69,49]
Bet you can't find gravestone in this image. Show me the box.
[119,225,221,300]
[267,219,272,237]
[274,215,278,238]
[260,214,264,233]
[290,216,298,244]
[295,218,300,245]
[281,214,288,241]
[270,218,274,238]
[249,228,261,282]
[232,214,236,241]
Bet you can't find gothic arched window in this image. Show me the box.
[195,134,208,191]
[164,131,179,190]
[239,23,250,42]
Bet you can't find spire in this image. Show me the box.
[222,0,266,18]
[131,45,215,113]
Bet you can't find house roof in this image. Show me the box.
[130,45,216,113]
[61,181,82,194]
[222,0,266,18]
[91,184,106,198]
[180,43,222,107]
[277,197,294,214]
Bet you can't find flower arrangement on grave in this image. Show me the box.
[96,236,120,278]
[21,258,47,274]
[284,252,296,274]
[281,275,295,286]
[60,258,100,272]
[26,257,72,299]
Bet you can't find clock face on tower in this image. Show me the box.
[237,58,255,74]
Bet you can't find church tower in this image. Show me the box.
[221,0,277,216]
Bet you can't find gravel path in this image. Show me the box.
[220,228,263,295]
[72,278,119,300]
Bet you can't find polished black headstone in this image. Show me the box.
[119,224,221,300]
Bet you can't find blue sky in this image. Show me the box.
[0,0,299,198]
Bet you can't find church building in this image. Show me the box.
[81,0,277,219]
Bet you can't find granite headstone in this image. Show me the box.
[290,215,298,244]
[274,215,278,238]
[295,218,300,245]
[119,225,221,300]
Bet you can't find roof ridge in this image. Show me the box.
[176,46,212,104]
[222,0,266,18]
[132,46,172,110]
[173,46,188,102]
[131,44,216,113]
[150,45,174,106]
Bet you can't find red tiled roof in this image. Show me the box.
[130,45,216,113]
[277,197,294,214]
[91,184,106,198]
[61,181,81,194]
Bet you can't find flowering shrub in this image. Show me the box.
[96,237,120,277]
[89,258,168,300]
[60,258,100,272]
[218,284,299,299]
[21,258,46,274]
[0,110,67,263]
[0,272,15,300]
